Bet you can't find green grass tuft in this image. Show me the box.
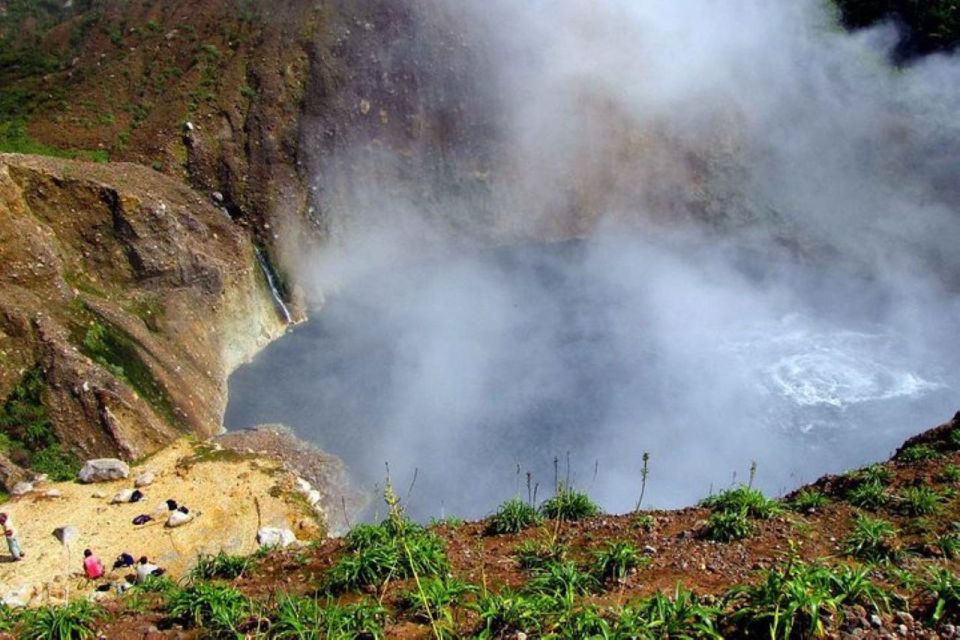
[486,497,541,535]
[699,486,782,519]
[703,508,754,542]
[539,485,601,521]
[898,443,939,463]
[844,514,899,561]
[788,489,829,512]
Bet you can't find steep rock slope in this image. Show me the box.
[0,153,282,485]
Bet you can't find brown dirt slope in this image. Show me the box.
[0,152,283,485]
[22,410,957,639]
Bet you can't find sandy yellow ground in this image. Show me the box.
[0,440,321,606]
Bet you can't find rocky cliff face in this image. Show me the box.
[0,153,283,486]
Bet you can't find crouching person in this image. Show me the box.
[135,556,166,583]
[83,549,105,580]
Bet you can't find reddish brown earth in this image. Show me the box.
[56,413,960,639]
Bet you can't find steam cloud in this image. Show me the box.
[228,0,960,519]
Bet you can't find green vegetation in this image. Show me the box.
[729,559,889,638]
[539,485,600,521]
[844,514,899,561]
[166,582,250,634]
[78,316,180,427]
[17,600,103,640]
[486,497,541,535]
[0,366,81,480]
[846,480,889,509]
[938,464,960,483]
[0,119,108,161]
[935,526,960,559]
[324,512,448,593]
[896,486,943,516]
[270,594,386,639]
[474,584,722,639]
[699,486,782,519]
[526,560,599,599]
[788,488,830,511]
[703,507,755,542]
[398,576,477,622]
[925,567,960,625]
[851,463,893,485]
[592,541,642,583]
[898,443,939,463]
[189,551,250,581]
[515,539,568,571]
[698,485,780,542]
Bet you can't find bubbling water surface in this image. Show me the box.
[226,240,958,520]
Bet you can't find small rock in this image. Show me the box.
[53,525,80,545]
[894,611,914,626]
[31,473,49,484]
[211,191,224,203]
[41,489,62,499]
[1,585,31,608]
[134,470,156,488]
[79,459,130,483]
[897,624,908,636]
[11,481,34,496]
[870,614,883,628]
[943,624,957,639]
[91,491,107,499]
[643,545,657,554]
[257,527,296,548]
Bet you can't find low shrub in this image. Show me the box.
[699,486,781,519]
[486,498,541,535]
[539,485,601,521]
[398,576,478,622]
[925,567,960,625]
[325,518,448,593]
[270,594,386,639]
[896,486,943,517]
[703,508,754,542]
[166,582,250,633]
[515,539,568,571]
[846,480,888,510]
[728,560,888,638]
[898,444,939,463]
[17,601,103,640]
[788,489,829,512]
[592,541,642,583]
[844,514,899,561]
[189,551,250,580]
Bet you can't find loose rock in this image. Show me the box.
[257,527,296,548]
[79,459,130,483]
[135,470,156,487]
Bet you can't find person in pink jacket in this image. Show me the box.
[83,549,105,579]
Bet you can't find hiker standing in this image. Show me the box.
[0,513,23,561]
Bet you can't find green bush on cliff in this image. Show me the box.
[0,366,80,481]
[80,319,180,427]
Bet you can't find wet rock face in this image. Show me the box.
[0,153,283,477]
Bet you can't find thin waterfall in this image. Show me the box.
[255,247,293,325]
